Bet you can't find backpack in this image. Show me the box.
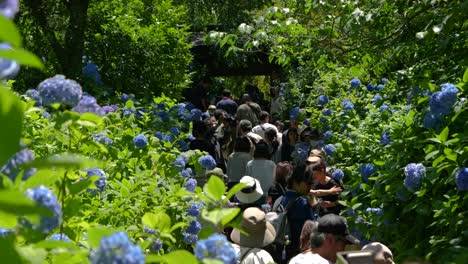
[266,196,301,245]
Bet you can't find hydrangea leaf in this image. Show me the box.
[24,154,102,170]
[224,182,247,201]
[0,189,52,217]
[0,48,44,70]
[202,208,240,227]
[86,227,119,248]
[143,212,171,233]
[146,250,198,264]
[203,176,225,201]
[0,15,21,47]
[0,237,23,263]
[0,86,23,166]
[23,169,63,190]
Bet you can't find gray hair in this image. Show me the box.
[310,230,327,248]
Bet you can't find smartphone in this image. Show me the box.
[336,251,374,264]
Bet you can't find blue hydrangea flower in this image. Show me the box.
[24,186,62,234]
[322,108,332,116]
[365,207,383,215]
[185,178,197,192]
[152,238,162,252]
[332,169,344,181]
[181,168,192,178]
[0,43,20,80]
[91,231,144,264]
[360,164,376,181]
[324,144,336,156]
[372,94,383,104]
[423,112,442,129]
[133,134,148,148]
[429,84,459,117]
[170,127,180,136]
[317,140,324,148]
[25,89,42,105]
[423,90,432,97]
[324,131,333,140]
[376,84,385,91]
[317,95,329,106]
[380,105,389,112]
[366,83,375,92]
[381,78,388,84]
[92,132,113,146]
[0,228,13,238]
[42,112,51,120]
[342,99,354,111]
[186,202,204,217]
[380,131,391,145]
[0,148,36,181]
[144,226,158,235]
[455,168,468,191]
[303,119,310,126]
[191,109,203,121]
[0,0,19,19]
[123,106,136,116]
[82,62,103,86]
[350,78,361,89]
[47,233,71,242]
[121,94,130,103]
[183,232,198,244]
[198,155,217,170]
[186,220,202,234]
[173,157,186,171]
[101,105,117,114]
[289,106,300,120]
[404,163,426,192]
[73,95,104,115]
[38,75,83,107]
[320,117,328,123]
[82,168,106,192]
[194,234,238,264]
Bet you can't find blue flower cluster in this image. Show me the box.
[154,132,174,143]
[425,83,459,128]
[185,178,197,192]
[170,127,180,136]
[183,220,202,244]
[152,238,163,252]
[198,155,217,170]
[121,93,130,102]
[24,186,62,234]
[380,105,389,112]
[322,108,332,116]
[100,105,118,114]
[360,164,376,181]
[0,43,20,80]
[324,144,336,157]
[82,168,107,192]
[38,75,83,107]
[380,131,392,145]
[194,234,238,264]
[173,157,186,172]
[376,84,385,91]
[324,131,333,140]
[372,94,383,104]
[367,83,375,92]
[382,78,388,84]
[133,134,148,148]
[82,62,103,86]
[0,0,19,19]
[91,231,144,264]
[289,106,300,120]
[455,168,468,191]
[25,88,42,105]
[0,148,36,181]
[73,94,104,115]
[92,132,113,146]
[332,169,344,181]
[350,78,361,89]
[317,95,329,106]
[365,207,384,215]
[342,99,354,111]
[0,228,13,238]
[181,168,192,178]
[47,233,71,242]
[403,163,426,192]
[317,140,324,148]
[191,109,203,121]
[186,202,204,217]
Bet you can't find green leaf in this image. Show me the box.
[0,87,24,165]
[202,208,240,227]
[79,113,102,125]
[443,148,457,162]
[425,150,440,161]
[0,15,22,47]
[17,246,47,264]
[0,189,52,217]
[87,227,119,248]
[146,250,198,264]
[34,240,81,250]
[0,48,44,70]
[24,154,102,169]
[0,237,23,263]
[23,169,63,190]
[0,210,18,229]
[463,68,468,83]
[142,212,171,233]
[125,100,134,109]
[224,182,247,201]
[203,176,225,201]
[351,203,362,210]
[437,127,449,143]
[68,176,100,196]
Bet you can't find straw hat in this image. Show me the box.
[306,155,322,164]
[231,207,276,248]
[235,176,263,204]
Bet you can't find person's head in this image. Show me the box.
[274,120,284,132]
[312,214,360,262]
[214,109,226,123]
[308,149,324,160]
[235,176,264,204]
[208,105,217,116]
[192,120,209,138]
[260,111,270,123]
[300,220,319,252]
[253,140,271,160]
[362,242,394,264]
[264,127,277,144]
[240,93,252,104]
[239,119,253,135]
[287,165,313,195]
[230,207,276,248]
[287,127,298,144]
[305,160,326,184]
[222,89,231,98]
[275,162,294,186]
[234,136,252,154]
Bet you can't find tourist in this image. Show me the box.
[270,86,284,117]
[246,140,276,196]
[227,136,253,191]
[310,214,360,263]
[190,120,216,158]
[264,127,281,163]
[231,207,276,264]
[216,89,238,116]
[289,220,333,264]
[236,94,262,126]
[280,127,298,162]
[238,119,263,145]
[307,160,343,216]
[234,176,266,209]
[252,111,278,139]
[267,161,293,205]
[362,242,395,264]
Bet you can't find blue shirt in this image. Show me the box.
[216,97,238,116]
[281,190,316,252]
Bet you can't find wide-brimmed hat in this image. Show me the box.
[231,207,276,248]
[306,155,322,164]
[318,214,360,245]
[235,176,263,204]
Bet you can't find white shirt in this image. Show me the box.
[234,245,275,264]
[288,252,333,264]
[252,123,278,139]
[246,159,276,194]
[227,152,253,182]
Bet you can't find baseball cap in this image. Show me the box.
[318,214,360,244]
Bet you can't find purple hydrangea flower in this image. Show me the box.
[381,78,388,84]
[133,134,148,148]
[186,220,202,235]
[25,89,42,105]
[92,132,113,146]
[317,140,324,148]
[332,169,344,181]
[350,78,361,89]
[194,234,238,264]
[0,43,20,80]
[423,112,442,129]
[403,163,426,192]
[38,75,83,107]
[429,84,459,117]
[101,105,117,114]
[121,94,130,103]
[191,109,203,121]
[170,127,180,136]
[183,232,198,244]
[91,231,144,264]
[380,105,389,112]
[198,155,217,170]
[152,238,162,252]
[73,95,104,115]
[376,84,385,91]
[0,0,19,19]
[185,178,197,192]
[317,95,329,106]
[455,168,468,191]
[0,148,36,181]
[289,106,300,120]
[173,157,186,171]
[24,186,62,234]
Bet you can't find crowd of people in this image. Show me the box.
[184,80,394,264]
